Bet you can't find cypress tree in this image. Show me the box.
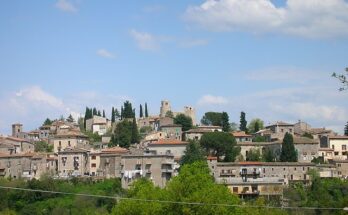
[140,104,144,118]
[145,103,149,118]
[115,108,120,121]
[221,112,231,132]
[131,117,139,144]
[111,107,115,123]
[239,112,248,132]
[97,110,101,117]
[93,108,97,116]
[103,110,106,118]
[121,107,124,120]
[345,121,348,136]
[254,121,260,133]
[280,133,298,162]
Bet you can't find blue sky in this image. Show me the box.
[1,0,348,134]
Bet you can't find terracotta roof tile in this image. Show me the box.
[150,139,189,145]
[232,131,252,138]
[102,146,129,154]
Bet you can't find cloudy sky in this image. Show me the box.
[1,0,348,134]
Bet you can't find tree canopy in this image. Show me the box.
[280,133,298,162]
[239,112,248,133]
[221,112,231,132]
[174,114,193,132]
[248,118,264,134]
[200,132,240,162]
[180,141,206,166]
[201,112,223,126]
[43,118,53,126]
[332,67,348,91]
[345,121,348,136]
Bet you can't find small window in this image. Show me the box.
[342,145,347,151]
[91,163,96,168]
[92,156,96,160]
[233,187,238,193]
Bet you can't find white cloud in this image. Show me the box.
[184,0,348,38]
[198,94,229,105]
[130,29,160,51]
[55,0,77,13]
[180,39,209,48]
[96,49,116,59]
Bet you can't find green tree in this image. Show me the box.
[34,141,53,152]
[97,110,101,117]
[221,112,231,132]
[93,108,98,116]
[165,110,174,118]
[103,110,106,118]
[145,103,149,118]
[248,118,264,133]
[84,131,102,143]
[180,141,206,166]
[246,148,262,161]
[253,136,268,142]
[201,112,223,126]
[111,107,115,123]
[43,118,53,126]
[139,104,143,118]
[332,67,348,91]
[131,117,139,144]
[345,121,348,136]
[302,132,314,139]
[262,148,276,162]
[239,111,248,133]
[174,114,193,132]
[123,101,134,119]
[115,108,120,121]
[200,132,240,162]
[67,114,74,123]
[110,120,133,148]
[280,133,298,162]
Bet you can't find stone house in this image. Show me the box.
[53,130,89,153]
[99,146,129,178]
[86,116,112,135]
[237,142,281,161]
[185,126,222,141]
[232,131,253,142]
[160,124,182,140]
[57,148,90,178]
[147,139,189,161]
[264,121,295,141]
[288,137,319,163]
[332,160,348,178]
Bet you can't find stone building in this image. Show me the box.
[185,126,222,141]
[57,148,90,178]
[85,116,111,135]
[159,100,196,125]
[160,124,182,140]
[99,147,129,178]
[147,139,189,161]
[238,142,281,161]
[53,130,89,153]
[264,121,295,141]
[232,131,253,143]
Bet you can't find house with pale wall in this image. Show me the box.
[86,116,111,135]
[53,130,89,153]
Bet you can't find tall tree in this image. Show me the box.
[145,103,149,118]
[93,108,97,116]
[43,118,52,126]
[180,141,206,166]
[115,108,120,121]
[102,110,106,118]
[97,110,101,117]
[139,104,143,118]
[345,121,348,136]
[248,118,264,133]
[221,112,231,132]
[122,101,134,119]
[200,132,240,162]
[246,149,262,161]
[201,112,223,126]
[110,120,133,148]
[131,117,139,144]
[262,148,276,162]
[332,67,348,91]
[67,114,74,123]
[239,111,248,132]
[174,114,193,132]
[111,107,115,123]
[280,133,298,162]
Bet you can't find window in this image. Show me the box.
[338,164,341,167]
[289,129,292,133]
[68,141,71,147]
[338,171,342,175]
[332,145,335,150]
[294,168,297,171]
[59,141,61,147]
[281,129,284,132]
[91,163,96,168]
[335,152,339,156]
[342,145,347,151]
[233,187,238,193]
[92,156,96,160]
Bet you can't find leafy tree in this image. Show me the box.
[280,133,298,162]
[43,118,53,126]
[246,148,262,161]
[302,132,314,139]
[239,111,248,133]
[253,136,268,142]
[78,117,84,131]
[34,141,53,152]
[145,103,149,118]
[120,107,124,120]
[200,132,240,162]
[262,148,276,162]
[180,141,206,166]
[111,107,115,123]
[174,114,193,132]
[165,110,174,118]
[221,112,231,132]
[139,104,143,118]
[332,67,348,91]
[131,117,139,144]
[84,131,102,143]
[110,120,133,148]
[345,121,348,136]
[201,112,223,126]
[139,126,153,134]
[248,118,264,134]
[67,114,74,123]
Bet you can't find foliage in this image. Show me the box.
[345,121,348,136]
[200,132,240,162]
[221,112,231,132]
[201,112,223,126]
[43,118,53,126]
[174,114,193,132]
[262,148,276,162]
[332,67,348,91]
[66,114,74,123]
[131,117,139,144]
[311,156,324,164]
[253,136,268,142]
[122,101,134,119]
[239,112,248,133]
[84,131,102,143]
[145,103,149,118]
[280,133,298,162]
[248,118,264,134]
[111,107,115,123]
[165,110,174,118]
[246,149,262,161]
[34,141,53,153]
[302,132,314,139]
[139,104,143,118]
[180,141,206,166]
[110,120,137,148]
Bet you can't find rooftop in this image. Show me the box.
[101,146,129,154]
[232,131,252,138]
[149,139,189,145]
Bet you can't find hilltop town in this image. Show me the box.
[1,99,348,198]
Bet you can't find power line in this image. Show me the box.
[0,186,347,211]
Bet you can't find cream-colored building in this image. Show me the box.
[147,139,188,161]
[327,136,348,160]
[58,148,90,177]
[53,131,89,153]
[86,116,111,135]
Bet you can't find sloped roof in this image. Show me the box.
[329,135,348,140]
[149,139,189,145]
[185,128,214,133]
[232,131,252,138]
[101,146,129,154]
